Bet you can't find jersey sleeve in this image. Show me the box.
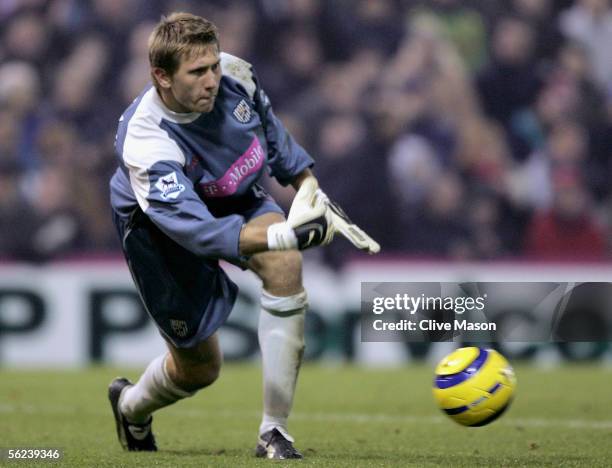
[255,83,315,185]
[122,119,245,261]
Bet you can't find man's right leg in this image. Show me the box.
[109,333,222,451]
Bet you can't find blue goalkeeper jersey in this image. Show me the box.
[110,52,313,262]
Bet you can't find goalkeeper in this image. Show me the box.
[107,12,378,460]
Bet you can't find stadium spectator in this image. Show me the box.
[257,25,323,105]
[403,172,472,258]
[0,61,42,171]
[410,0,488,71]
[524,173,607,259]
[468,193,505,259]
[510,0,564,59]
[476,16,542,129]
[559,0,612,90]
[119,21,157,106]
[0,158,38,260]
[321,0,403,61]
[509,119,591,210]
[2,11,50,68]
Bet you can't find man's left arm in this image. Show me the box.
[290,168,315,191]
[254,75,380,254]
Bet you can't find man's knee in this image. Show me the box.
[194,360,221,389]
[250,250,303,294]
[267,250,302,279]
[169,355,221,392]
[166,335,223,392]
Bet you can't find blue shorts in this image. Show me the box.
[112,187,284,349]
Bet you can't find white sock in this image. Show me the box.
[119,353,194,423]
[258,289,307,442]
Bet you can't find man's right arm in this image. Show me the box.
[249,177,334,254]
[128,158,245,260]
[122,120,246,262]
[239,223,268,255]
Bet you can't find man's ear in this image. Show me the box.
[152,67,172,89]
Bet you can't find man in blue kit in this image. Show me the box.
[107,12,378,459]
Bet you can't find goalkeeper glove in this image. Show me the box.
[315,189,381,254]
[267,177,334,251]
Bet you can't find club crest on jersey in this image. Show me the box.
[232,99,252,123]
[170,319,189,338]
[155,171,185,200]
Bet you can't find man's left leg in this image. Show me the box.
[247,212,307,459]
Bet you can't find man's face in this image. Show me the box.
[160,44,221,113]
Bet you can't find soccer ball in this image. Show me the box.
[432,347,516,427]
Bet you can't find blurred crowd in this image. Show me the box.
[1,0,611,265]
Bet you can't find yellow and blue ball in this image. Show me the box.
[433,347,516,427]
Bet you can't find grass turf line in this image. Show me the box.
[1,364,611,467]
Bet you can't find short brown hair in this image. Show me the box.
[148,12,219,84]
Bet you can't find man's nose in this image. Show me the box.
[203,71,218,89]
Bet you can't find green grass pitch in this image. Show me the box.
[1,364,612,467]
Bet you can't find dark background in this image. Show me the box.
[1,0,611,268]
